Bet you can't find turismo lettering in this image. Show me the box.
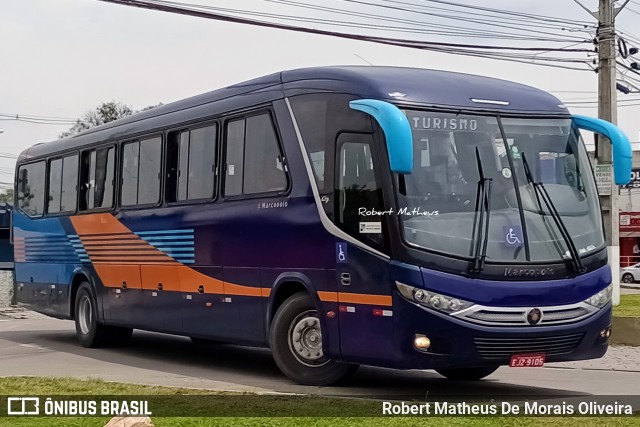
[411,117,478,131]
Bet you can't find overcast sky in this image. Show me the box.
[1,0,639,190]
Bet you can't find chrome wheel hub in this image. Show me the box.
[288,311,327,366]
[78,295,92,335]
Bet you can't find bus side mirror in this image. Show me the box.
[572,115,632,185]
[349,99,413,174]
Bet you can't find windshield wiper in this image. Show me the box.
[470,147,492,274]
[521,153,585,273]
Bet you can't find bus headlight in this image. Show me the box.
[583,284,613,309]
[396,282,473,314]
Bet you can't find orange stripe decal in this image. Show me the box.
[224,282,264,297]
[69,213,271,299]
[317,291,338,303]
[338,292,393,307]
[317,291,392,306]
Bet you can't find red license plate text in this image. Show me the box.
[509,353,546,367]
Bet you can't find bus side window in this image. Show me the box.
[17,161,46,217]
[224,113,287,197]
[167,124,216,203]
[80,146,114,211]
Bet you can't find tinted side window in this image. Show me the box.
[61,155,78,212]
[289,94,373,192]
[175,124,217,202]
[138,137,162,205]
[289,94,373,220]
[244,114,286,194]
[121,142,139,206]
[188,125,216,199]
[95,147,115,209]
[17,161,46,217]
[224,113,287,197]
[225,120,245,197]
[48,158,63,214]
[80,147,114,211]
[177,131,189,201]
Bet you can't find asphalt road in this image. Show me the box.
[1,316,639,399]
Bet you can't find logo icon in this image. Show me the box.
[526,308,542,325]
[7,397,40,415]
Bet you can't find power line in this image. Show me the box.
[377,0,593,29]
[333,0,591,41]
[0,113,79,126]
[97,0,595,70]
[418,0,593,26]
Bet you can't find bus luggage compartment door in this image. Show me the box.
[93,263,142,325]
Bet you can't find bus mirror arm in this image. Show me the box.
[572,115,632,185]
[349,99,414,174]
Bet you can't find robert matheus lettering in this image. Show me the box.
[382,400,634,416]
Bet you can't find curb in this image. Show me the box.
[611,316,640,346]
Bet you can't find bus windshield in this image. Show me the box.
[397,111,603,263]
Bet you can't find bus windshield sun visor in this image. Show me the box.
[349,99,413,174]
[572,115,632,185]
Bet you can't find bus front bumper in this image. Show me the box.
[389,297,611,370]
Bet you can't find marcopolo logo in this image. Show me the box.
[7,397,40,415]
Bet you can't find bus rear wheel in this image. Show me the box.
[74,282,111,348]
[270,292,358,385]
[435,366,499,381]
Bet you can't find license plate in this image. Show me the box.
[509,353,546,367]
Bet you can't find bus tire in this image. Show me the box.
[74,283,110,348]
[435,366,499,381]
[270,292,358,386]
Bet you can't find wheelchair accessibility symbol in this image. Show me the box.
[336,243,348,263]
[504,226,523,247]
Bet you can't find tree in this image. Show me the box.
[59,101,163,139]
[0,189,13,204]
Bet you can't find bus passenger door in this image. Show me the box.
[334,133,395,365]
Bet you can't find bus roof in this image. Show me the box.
[19,66,568,162]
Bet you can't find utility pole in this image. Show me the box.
[598,0,620,305]
[573,0,631,305]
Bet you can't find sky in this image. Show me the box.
[1,0,639,191]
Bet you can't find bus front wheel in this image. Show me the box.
[74,283,111,348]
[270,292,358,386]
[435,366,499,381]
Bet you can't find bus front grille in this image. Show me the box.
[473,333,584,360]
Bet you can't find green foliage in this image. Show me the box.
[0,189,13,204]
[0,377,638,427]
[614,294,640,317]
[59,101,163,139]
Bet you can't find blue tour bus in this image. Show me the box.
[13,66,631,385]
